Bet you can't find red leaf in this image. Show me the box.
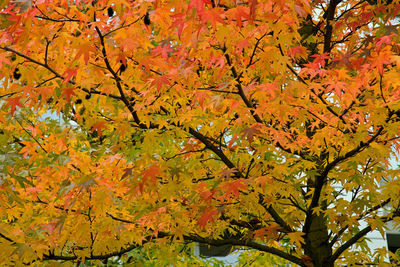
[1,4,17,15]
[199,9,225,29]
[91,121,107,137]
[371,52,391,76]
[171,13,186,39]
[152,44,173,58]
[221,179,246,198]
[188,0,212,13]
[288,46,307,60]
[207,52,225,68]
[228,134,239,148]
[62,68,78,84]
[197,182,215,203]
[198,209,218,229]
[151,75,171,91]
[231,6,249,27]
[375,34,395,51]
[294,4,307,18]
[61,87,76,102]
[311,52,330,68]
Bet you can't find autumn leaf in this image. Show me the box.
[5,96,22,115]
[288,45,307,60]
[198,209,218,229]
[241,123,263,143]
[253,224,281,241]
[375,34,395,51]
[141,164,162,184]
[294,4,307,18]
[62,68,78,84]
[150,75,171,91]
[171,13,186,38]
[197,182,215,203]
[0,53,10,67]
[221,179,246,198]
[25,125,42,137]
[227,6,249,28]
[152,44,173,58]
[371,50,392,75]
[193,90,209,108]
[219,168,236,180]
[199,9,224,30]
[236,39,251,53]
[249,0,257,23]
[302,255,314,267]
[61,87,76,102]
[287,232,305,247]
[188,0,212,13]
[0,0,11,10]
[74,41,96,65]
[121,168,133,180]
[1,0,400,266]
[91,121,107,137]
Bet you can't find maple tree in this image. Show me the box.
[2,0,400,266]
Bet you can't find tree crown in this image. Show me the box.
[1,0,400,266]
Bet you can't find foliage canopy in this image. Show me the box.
[1,0,400,266]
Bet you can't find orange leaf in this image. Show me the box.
[249,0,257,23]
[91,121,107,137]
[62,68,78,84]
[5,96,23,115]
[142,164,162,184]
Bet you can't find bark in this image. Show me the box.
[304,213,333,267]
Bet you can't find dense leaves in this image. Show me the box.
[1,0,400,266]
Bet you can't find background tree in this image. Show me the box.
[1,0,400,266]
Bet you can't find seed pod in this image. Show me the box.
[75,99,82,104]
[13,68,21,80]
[144,12,151,25]
[119,60,127,74]
[107,7,114,17]
[85,93,92,100]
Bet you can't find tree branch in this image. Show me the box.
[329,198,391,246]
[182,234,306,266]
[304,126,385,234]
[222,47,263,124]
[329,225,372,264]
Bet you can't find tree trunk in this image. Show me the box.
[304,213,333,267]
